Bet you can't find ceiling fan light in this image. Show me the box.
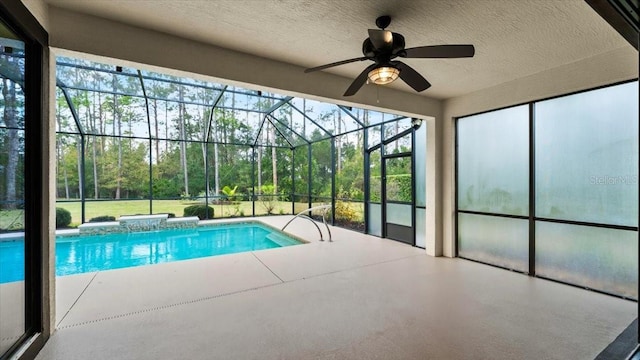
[367,66,400,85]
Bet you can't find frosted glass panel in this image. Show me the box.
[415,207,426,248]
[458,213,528,272]
[386,203,412,227]
[367,203,382,236]
[458,106,529,216]
[536,221,638,298]
[415,123,426,207]
[535,82,639,226]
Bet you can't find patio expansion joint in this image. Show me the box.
[295,253,425,281]
[56,271,99,327]
[55,281,285,331]
[251,251,284,283]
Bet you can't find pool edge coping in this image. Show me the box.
[0,217,311,245]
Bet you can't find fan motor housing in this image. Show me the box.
[362,33,406,60]
[362,39,376,58]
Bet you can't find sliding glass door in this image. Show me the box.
[0,18,27,356]
[0,1,48,357]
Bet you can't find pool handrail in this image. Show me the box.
[281,204,333,242]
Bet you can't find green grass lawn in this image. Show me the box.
[1,199,364,230]
[55,199,297,226]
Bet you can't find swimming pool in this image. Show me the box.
[0,221,302,284]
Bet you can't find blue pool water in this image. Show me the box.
[0,222,301,284]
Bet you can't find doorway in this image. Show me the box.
[382,154,414,244]
[364,120,420,246]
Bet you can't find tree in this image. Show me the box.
[178,85,189,196]
[270,124,278,195]
[1,76,20,209]
[55,97,72,199]
[148,81,176,162]
[112,76,122,199]
[0,52,26,210]
[212,109,220,196]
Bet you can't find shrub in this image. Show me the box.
[183,205,214,220]
[152,178,181,198]
[221,185,238,202]
[335,201,358,222]
[260,196,276,215]
[237,193,250,201]
[89,215,116,223]
[56,207,72,228]
[180,192,197,201]
[122,213,175,218]
[386,174,412,202]
[226,204,241,217]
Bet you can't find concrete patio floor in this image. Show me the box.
[35,216,635,360]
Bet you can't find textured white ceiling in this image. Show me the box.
[42,0,631,99]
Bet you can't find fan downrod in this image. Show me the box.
[375,15,391,29]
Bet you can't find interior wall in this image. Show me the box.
[21,0,48,31]
[441,45,639,257]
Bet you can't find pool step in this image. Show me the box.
[266,233,300,246]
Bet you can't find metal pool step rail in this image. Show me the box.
[281,205,332,242]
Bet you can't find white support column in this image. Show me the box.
[425,116,443,256]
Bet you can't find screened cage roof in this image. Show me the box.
[51,56,410,147]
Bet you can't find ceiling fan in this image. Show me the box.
[304,16,475,96]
